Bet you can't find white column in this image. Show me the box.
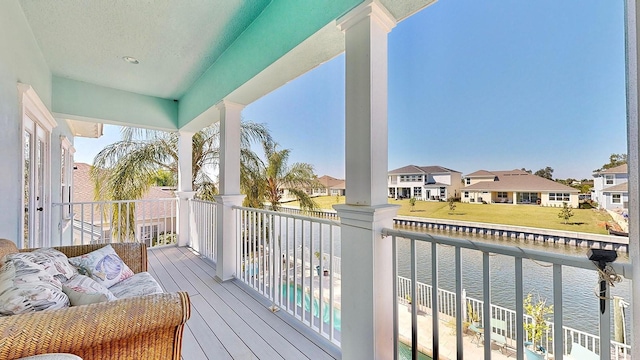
[213,100,245,281]
[176,131,196,247]
[335,2,398,359]
[624,1,640,358]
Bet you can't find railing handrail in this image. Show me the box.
[53,198,178,206]
[233,205,341,227]
[382,228,633,278]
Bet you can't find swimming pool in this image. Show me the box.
[282,284,341,331]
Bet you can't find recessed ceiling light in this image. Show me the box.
[122,56,139,64]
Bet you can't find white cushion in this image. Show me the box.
[108,272,163,299]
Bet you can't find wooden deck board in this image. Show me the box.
[148,246,339,360]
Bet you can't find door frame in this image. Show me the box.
[19,83,57,249]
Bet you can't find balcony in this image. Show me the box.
[54,198,635,359]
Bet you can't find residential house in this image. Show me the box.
[388,165,462,200]
[71,163,177,246]
[593,164,629,209]
[462,169,580,207]
[311,175,346,196]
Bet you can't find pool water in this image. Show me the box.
[398,342,432,360]
[282,284,341,331]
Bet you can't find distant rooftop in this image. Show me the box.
[389,165,460,175]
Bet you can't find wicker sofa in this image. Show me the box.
[0,239,191,360]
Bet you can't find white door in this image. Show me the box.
[23,115,49,249]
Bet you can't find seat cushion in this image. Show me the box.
[68,245,134,288]
[108,272,163,299]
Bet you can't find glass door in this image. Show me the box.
[23,115,49,249]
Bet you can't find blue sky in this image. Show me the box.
[76,0,627,180]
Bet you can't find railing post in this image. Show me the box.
[213,195,244,281]
[625,1,640,359]
[176,191,196,247]
[177,130,195,247]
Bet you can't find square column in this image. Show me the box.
[624,1,640,358]
[177,131,195,247]
[214,100,245,281]
[337,2,398,359]
[339,0,395,206]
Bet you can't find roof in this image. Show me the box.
[389,165,460,175]
[603,182,628,193]
[594,164,628,175]
[73,163,176,223]
[463,169,579,192]
[465,169,499,177]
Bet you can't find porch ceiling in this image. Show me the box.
[18,0,271,100]
[17,0,436,130]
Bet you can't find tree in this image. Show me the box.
[409,197,416,212]
[521,168,532,174]
[448,197,456,213]
[534,166,554,180]
[92,121,271,202]
[558,202,574,224]
[91,121,272,240]
[241,141,319,211]
[594,153,627,172]
[523,293,553,350]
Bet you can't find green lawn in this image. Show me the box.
[287,196,612,235]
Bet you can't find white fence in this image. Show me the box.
[53,198,178,247]
[396,275,631,358]
[234,206,342,346]
[384,228,633,360]
[189,199,217,260]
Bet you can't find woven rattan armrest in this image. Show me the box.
[0,292,191,360]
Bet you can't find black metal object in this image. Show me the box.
[587,249,617,314]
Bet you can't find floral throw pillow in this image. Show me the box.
[62,274,117,306]
[31,248,78,282]
[0,254,69,315]
[68,245,134,288]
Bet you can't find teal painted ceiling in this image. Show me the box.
[17,0,436,129]
[19,0,271,100]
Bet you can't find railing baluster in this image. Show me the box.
[411,238,418,360]
[483,251,492,360]
[432,242,439,359]
[455,246,463,360]
[393,234,398,360]
[553,264,564,359]
[515,257,524,360]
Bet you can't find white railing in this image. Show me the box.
[189,199,217,260]
[384,227,633,360]
[234,206,342,346]
[302,246,342,278]
[396,275,632,358]
[53,198,178,247]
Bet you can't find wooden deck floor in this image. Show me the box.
[148,246,341,360]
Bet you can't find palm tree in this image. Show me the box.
[242,141,319,211]
[92,121,271,201]
[91,121,271,240]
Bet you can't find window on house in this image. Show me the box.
[497,192,508,198]
[612,194,621,203]
[605,175,614,185]
[465,178,471,185]
[413,187,422,197]
[464,191,469,198]
[549,193,571,201]
[140,225,159,244]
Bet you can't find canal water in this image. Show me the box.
[394,224,632,337]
